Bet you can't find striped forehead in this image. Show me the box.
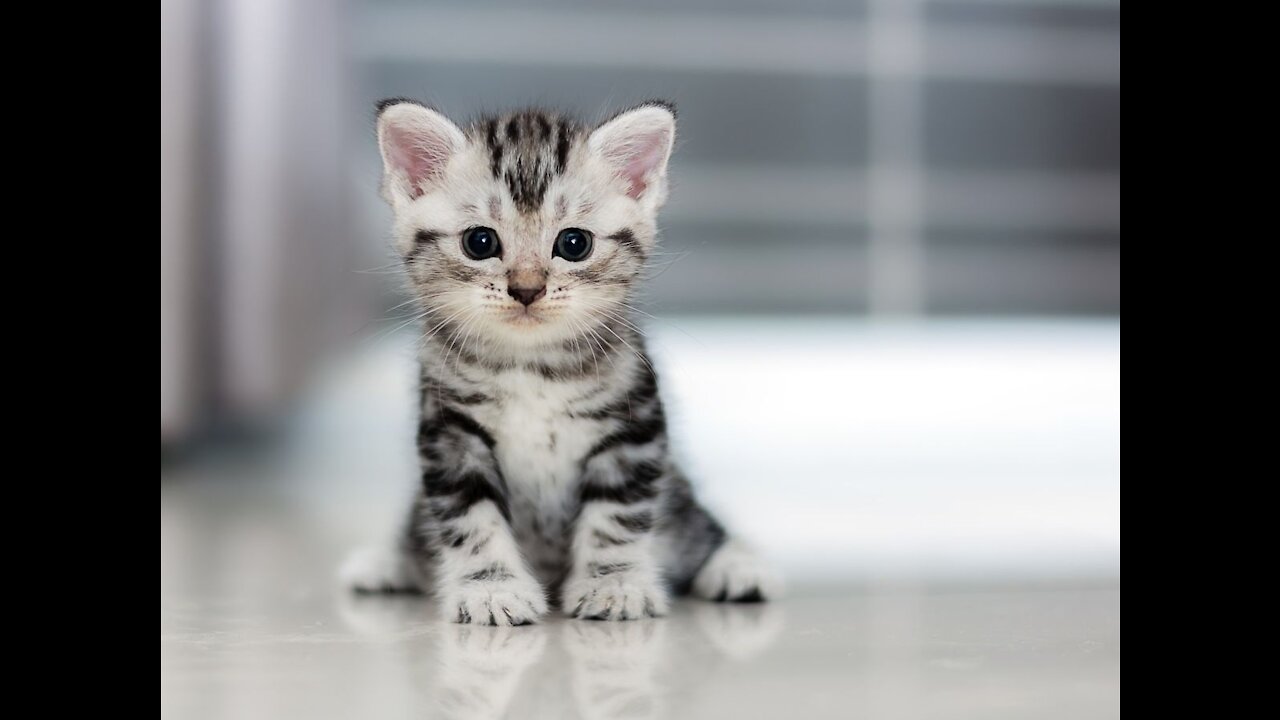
[474,110,584,214]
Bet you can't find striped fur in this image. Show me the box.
[341,101,778,625]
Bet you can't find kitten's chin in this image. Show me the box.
[488,310,573,348]
[497,310,554,337]
[503,309,547,327]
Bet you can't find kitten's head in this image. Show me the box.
[376,100,676,354]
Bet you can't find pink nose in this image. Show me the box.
[508,285,546,306]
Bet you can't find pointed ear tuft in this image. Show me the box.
[375,96,423,115]
[637,98,677,118]
[589,103,676,202]
[376,100,466,206]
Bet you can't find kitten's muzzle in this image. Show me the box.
[507,285,547,306]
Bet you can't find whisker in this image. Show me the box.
[590,313,657,381]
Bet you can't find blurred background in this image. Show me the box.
[161,0,1120,618]
[162,2,1119,715]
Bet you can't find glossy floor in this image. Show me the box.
[162,450,1119,720]
[162,562,1118,720]
[162,321,1119,718]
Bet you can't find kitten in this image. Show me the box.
[342,99,779,624]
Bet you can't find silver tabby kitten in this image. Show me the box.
[342,99,779,624]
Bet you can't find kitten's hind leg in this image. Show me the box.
[660,476,781,602]
[339,543,425,594]
[690,538,782,603]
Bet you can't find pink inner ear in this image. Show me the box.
[618,130,670,200]
[385,123,449,198]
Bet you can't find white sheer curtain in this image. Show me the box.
[161,0,355,442]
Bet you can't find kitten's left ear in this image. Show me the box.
[589,101,676,205]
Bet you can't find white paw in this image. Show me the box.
[691,540,782,603]
[339,545,421,594]
[563,570,670,621]
[337,592,427,637]
[444,575,548,626]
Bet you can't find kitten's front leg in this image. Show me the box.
[419,410,548,626]
[563,453,670,621]
[430,495,548,626]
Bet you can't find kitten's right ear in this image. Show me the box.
[376,100,466,207]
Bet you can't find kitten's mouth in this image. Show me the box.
[503,306,547,326]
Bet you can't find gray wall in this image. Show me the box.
[352,0,1121,316]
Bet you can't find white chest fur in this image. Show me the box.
[468,369,608,577]
[475,371,598,491]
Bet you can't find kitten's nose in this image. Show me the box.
[507,285,546,306]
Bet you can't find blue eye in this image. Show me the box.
[554,228,593,262]
[462,227,501,260]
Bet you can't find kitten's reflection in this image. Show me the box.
[337,596,784,720]
[565,620,667,720]
[691,601,786,660]
[435,623,550,720]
